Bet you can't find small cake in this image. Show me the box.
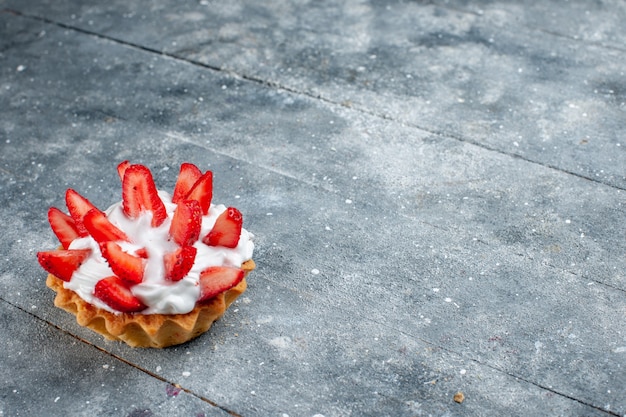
[37,161,255,348]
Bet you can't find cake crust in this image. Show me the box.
[47,259,255,348]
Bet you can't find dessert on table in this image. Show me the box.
[37,161,255,348]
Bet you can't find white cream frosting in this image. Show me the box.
[66,190,254,315]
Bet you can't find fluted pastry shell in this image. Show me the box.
[46,259,255,348]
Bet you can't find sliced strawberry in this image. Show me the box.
[117,160,131,182]
[48,207,81,249]
[122,164,167,227]
[198,266,244,301]
[99,241,144,285]
[202,207,242,248]
[134,247,149,258]
[37,249,91,282]
[185,171,213,214]
[94,276,147,313]
[83,209,130,243]
[65,189,99,236]
[163,246,197,281]
[169,200,202,247]
[172,163,202,204]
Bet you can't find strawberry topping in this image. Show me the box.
[172,163,202,204]
[121,164,167,227]
[198,266,245,301]
[185,171,213,215]
[37,249,92,282]
[202,207,242,248]
[164,246,197,281]
[100,241,145,285]
[94,276,147,313]
[83,209,130,243]
[117,160,131,182]
[134,247,149,258]
[169,200,202,247]
[48,207,81,249]
[65,189,99,236]
[39,161,253,315]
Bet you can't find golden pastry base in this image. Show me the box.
[46,259,255,348]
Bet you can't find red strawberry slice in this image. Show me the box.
[94,276,147,313]
[48,207,81,249]
[117,160,131,182]
[65,189,99,236]
[198,266,244,301]
[122,164,167,227]
[185,171,213,214]
[37,249,92,282]
[83,209,130,243]
[169,200,202,247]
[172,163,202,204]
[99,241,144,285]
[163,246,197,281]
[202,207,242,248]
[134,247,149,258]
